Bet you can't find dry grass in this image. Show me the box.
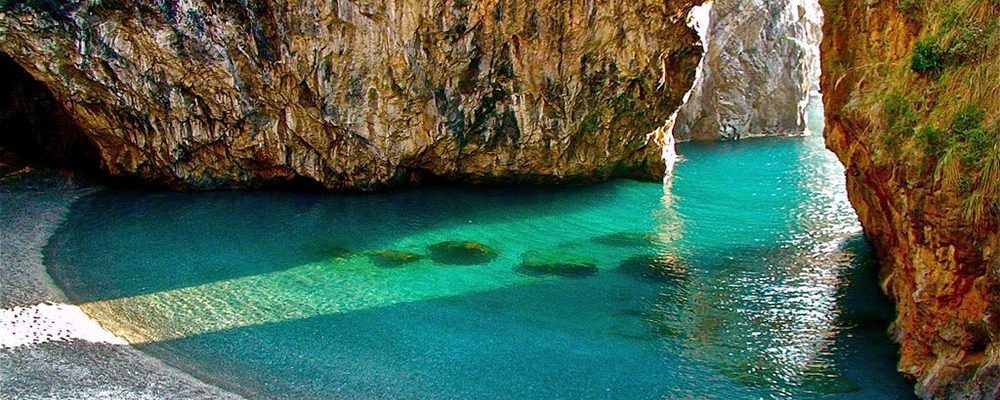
[856,0,1000,226]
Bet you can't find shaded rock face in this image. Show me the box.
[0,0,701,189]
[674,0,822,141]
[820,1,999,399]
[0,52,98,173]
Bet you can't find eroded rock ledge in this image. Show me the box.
[0,0,701,189]
[820,1,999,398]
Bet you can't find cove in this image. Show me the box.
[43,133,916,399]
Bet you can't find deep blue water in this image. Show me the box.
[45,133,916,399]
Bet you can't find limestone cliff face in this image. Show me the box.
[673,0,822,141]
[821,1,999,398]
[0,0,701,189]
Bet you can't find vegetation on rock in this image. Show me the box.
[615,254,688,283]
[427,241,498,266]
[368,250,422,268]
[822,0,1000,397]
[515,250,598,277]
[862,0,1000,227]
[590,231,657,248]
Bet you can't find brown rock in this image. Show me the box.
[820,1,999,398]
[0,0,702,189]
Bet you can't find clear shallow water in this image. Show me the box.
[45,134,915,399]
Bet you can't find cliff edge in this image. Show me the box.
[820,0,1000,398]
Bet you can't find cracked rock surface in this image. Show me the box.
[674,0,822,141]
[0,0,701,189]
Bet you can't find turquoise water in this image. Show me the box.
[44,134,915,399]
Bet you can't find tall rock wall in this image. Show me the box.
[673,0,822,141]
[820,0,999,398]
[0,0,701,189]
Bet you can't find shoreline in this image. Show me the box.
[0,169,241,399]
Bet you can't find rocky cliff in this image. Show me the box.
[673,0,822,141]
[0,0,701,189]
[820,0,999,398]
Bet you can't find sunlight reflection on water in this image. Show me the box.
[44,102,914,398]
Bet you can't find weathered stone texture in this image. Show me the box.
[820,1,1000,398]
[0,0,701,189]
[674,0,822,141]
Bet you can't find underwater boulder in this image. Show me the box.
[591,231,657,248]
[368,250,423,268]
[608,321,660,342]
[516,250,599,277]
[427,241,499,265]
[316,245,353,260]
[616,254,689,283]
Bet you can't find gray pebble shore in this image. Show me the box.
[1,170,241,400]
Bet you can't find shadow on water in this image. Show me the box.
[831,236,915,398]
[44,181,659,303]
[133,270,683,400]
[630,234,914,399]
[42,133,917,399]
[130,233,914,400]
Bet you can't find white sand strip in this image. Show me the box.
[1,302,127,348]
[1,170,242,399]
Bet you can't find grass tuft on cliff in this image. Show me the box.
[860,0,1000,226]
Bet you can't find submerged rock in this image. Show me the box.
[591,231,657,248]
[368,250,422,268]
[427,241,498,266]
[516,250,598,277]
[616,254,688,283]
[0,0,703,189]
[316,246,353,260]
[608,321,659,342]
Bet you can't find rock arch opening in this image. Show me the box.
[670,0,824,143]
[0,52,100,176]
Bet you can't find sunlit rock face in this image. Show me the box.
[0,0,701,189]
[673,0,822,141]
[820,1,999,399]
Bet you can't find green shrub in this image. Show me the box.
[916,126,943,154]
[962,126,991,163]
[948,106,989,163]
[883,92,919,136]
[951,105,985,133]
[911,39,945,75]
